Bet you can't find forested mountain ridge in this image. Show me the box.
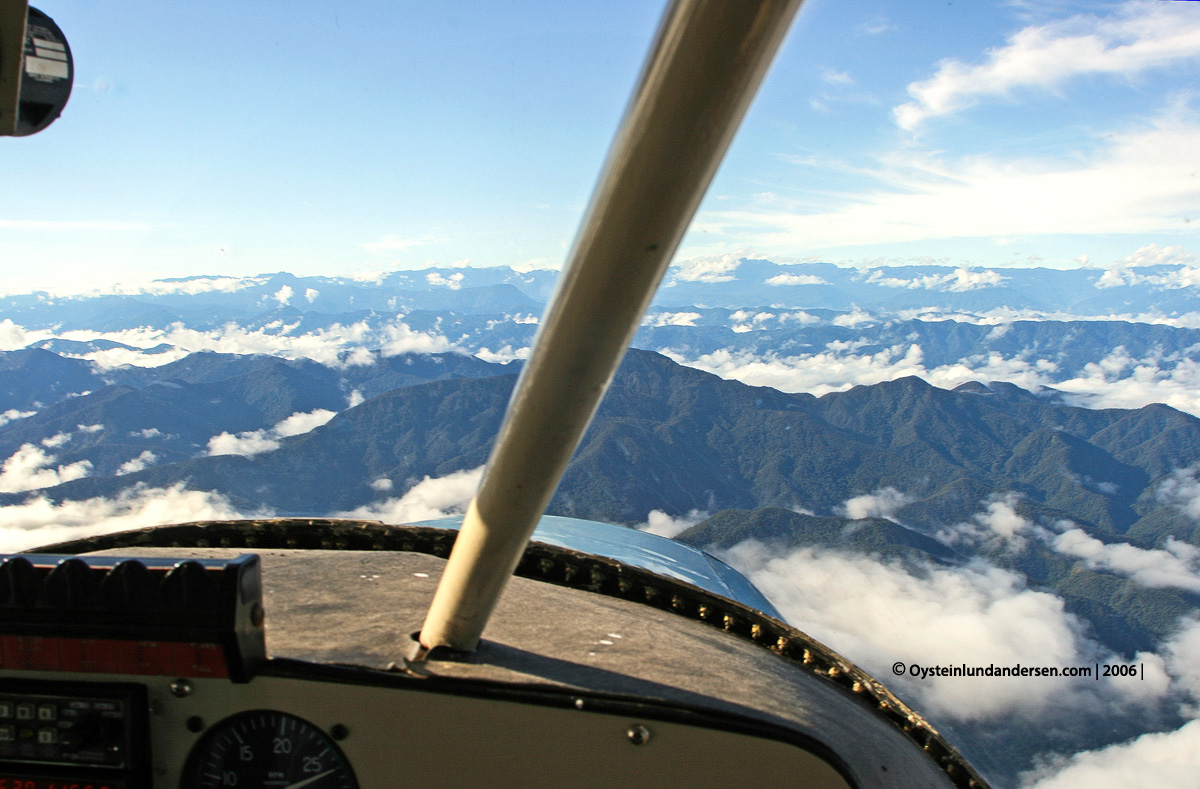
[10,348,1199,554]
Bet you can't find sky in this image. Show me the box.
[3,0,1200,291]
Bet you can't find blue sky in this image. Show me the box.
[3,0,1200,292]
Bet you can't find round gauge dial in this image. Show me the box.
[182,710,357,789]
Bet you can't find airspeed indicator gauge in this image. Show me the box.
[182,710,357,789]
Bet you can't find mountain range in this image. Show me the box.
[4,347,1198,658]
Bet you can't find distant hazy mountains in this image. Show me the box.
[4,260,1200,335]
[0,348,508,475]
[7,264,1200,423]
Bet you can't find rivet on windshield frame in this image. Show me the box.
[169,679,194,698]
[627,724,651,745]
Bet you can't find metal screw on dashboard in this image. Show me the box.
[627,724,651,745]
[170,679,194,698]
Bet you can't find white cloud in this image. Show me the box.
[0,444,92,492]
[0,275,264,301]
[474,345,530,364]
[40,317,456,370]
[935,490,1200,594]
[347,269,388,285]
[370,477,393,492]
[836,487,913,521]
[1163,617,1200,710]
[108,276,263,297]
[205,429,279,458]
[1052,348,1200,417]
[887,305,1200,331]
[511,257,561,273]
[0,319,41,351]
[710,103,1200,251]
[1120,243,1200,269]
[831,307,876,327]
[380,320,454,356]
[766,273,827,286]
[672,254,743,283]
[717,528,1200,743]
[347,389,365,408]
[866,267,1006,292]
[643,312,702,328]
[304,288,319,303]
[941,493,1038,551]
[205,408,336,457]
[133,428,162,439]
[716,540,1092,721]
[77,423,103,434]
[895,1,1200,131]
[272,285,294,306]
[778,311,820,326]
[637,509,708,539]
[0,409,35,427]
[425,272,464,290]
[0,483,260,553]
[337,466,484,523]
[1052,530,1200,594]
[661,344,928,397]
[61,322,370,369]
[976,495,1030,541]
[1157,466,1200,522]
[41,432,72,449]
[1024,719,1200,789]
[116,450,157,475]
[65,345,192,371]
[272,409,336,438]
[821,68,855,87]
[859,17,891,36]
[729,311,777,333]
[662,339,1200,419]
[1096,245,1200,289]
[340,347,376,367]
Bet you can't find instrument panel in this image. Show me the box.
[0,552,850,788]
[0,667,853,789]
[0,678,145,789]
[180,710,355,789]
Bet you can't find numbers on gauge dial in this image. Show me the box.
[182,710,357,789]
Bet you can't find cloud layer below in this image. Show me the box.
[664,341,1200,418]
[0,484,260,553]
[336,466,484,523]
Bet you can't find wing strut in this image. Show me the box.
[418,0,805,654]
